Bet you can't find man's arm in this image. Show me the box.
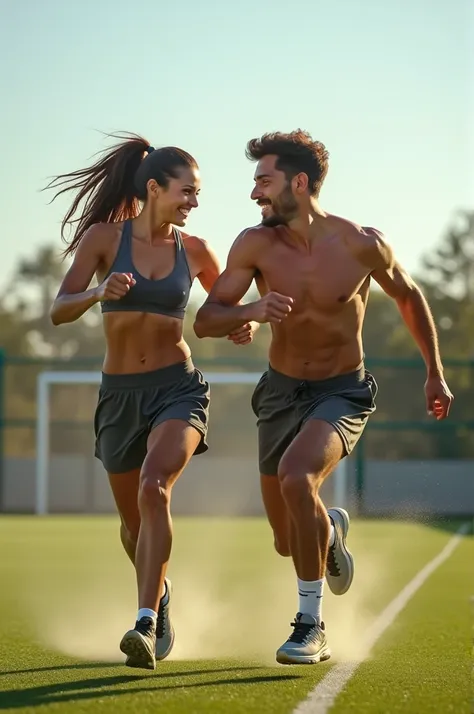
[188,234,258,344]
[194,229,293,338]
[362,228,453,418]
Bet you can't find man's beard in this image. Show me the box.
[262,213,285,227]
[260,185,298,227]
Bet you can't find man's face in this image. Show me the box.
[250,155,298,227]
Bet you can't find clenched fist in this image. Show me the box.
[96,272,136,301]
[424,374,454,420]
[247,292,294,324]
[227,321,260,346]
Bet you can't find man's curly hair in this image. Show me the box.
[246,129,329,197]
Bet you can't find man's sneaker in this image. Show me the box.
[326,507,354,596]
[155,577,175,661]
[276,613,331,665]
[120,616,156,670]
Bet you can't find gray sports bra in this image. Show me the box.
[101,220,192,319]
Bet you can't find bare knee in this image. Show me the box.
[138,471,174,511]
[278,460,324,508]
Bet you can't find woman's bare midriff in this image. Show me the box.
[102,311,191,374]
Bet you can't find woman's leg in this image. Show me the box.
[119,419,202,669]
[108,468,141,564]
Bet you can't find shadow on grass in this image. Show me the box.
[0,663,260,678]
[0,670,302,709]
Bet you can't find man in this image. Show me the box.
[193,130,453,665]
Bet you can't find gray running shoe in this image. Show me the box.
[276,613,331,665]
[155,578,175,661]
[120,616,156,670]
[326,507,354,596]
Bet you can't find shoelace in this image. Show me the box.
[287,619,316,644]
[156,600,167,638]
[156,607,165,637]
[327,544,340,576]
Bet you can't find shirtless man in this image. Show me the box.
[193,129,453,664]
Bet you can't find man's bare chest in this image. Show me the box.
[256,247,370,310]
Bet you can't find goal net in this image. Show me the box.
[35,370,348,516]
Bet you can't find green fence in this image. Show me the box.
[0,352,473,512]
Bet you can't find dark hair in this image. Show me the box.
[246,129,329,197]
[44,131,197,257]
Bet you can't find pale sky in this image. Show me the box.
[1,0,472,302]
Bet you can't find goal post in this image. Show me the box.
[35,370,349,516]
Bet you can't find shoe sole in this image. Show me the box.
[120,631,156,670]
[327,507,354,596]
[276,647,331,665]
[156,578,175,661]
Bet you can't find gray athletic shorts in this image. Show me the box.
[251,364,377,475]
[94,358,210,473]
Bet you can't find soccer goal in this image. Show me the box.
[35,370,349,515]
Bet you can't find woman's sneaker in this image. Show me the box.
[155,578,175,661]
[120,616,156,670]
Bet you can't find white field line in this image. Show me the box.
[293,522,471,714]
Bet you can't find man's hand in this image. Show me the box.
[227,321,260,346]
[246,292,294,324]
[424,374,454,420]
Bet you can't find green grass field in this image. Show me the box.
[0,516,472,713]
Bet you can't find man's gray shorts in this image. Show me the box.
[94,358,210,474]
[251,364,377,475]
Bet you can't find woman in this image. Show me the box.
[47,133,255,670]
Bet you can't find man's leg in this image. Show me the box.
[275,419,344,664]
[260,473,349,594]
[119,419,201,670]
[260,474,291,557]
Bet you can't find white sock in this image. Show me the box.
[329,523,335,547]
[137,608,157,622]
[297,578,324,625]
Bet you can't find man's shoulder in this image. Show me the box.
[330,215,385,242]
[325,215,390,272]
[223,224,274,269]
[231,223,274,251]
[333,217,387,257]
[236,223,275,240]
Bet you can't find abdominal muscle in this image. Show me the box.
[102,312,190,374]
[268,309,366,381]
